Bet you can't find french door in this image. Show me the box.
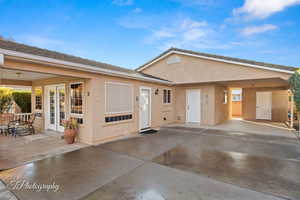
[45,84,65,132]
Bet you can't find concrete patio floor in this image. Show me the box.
[0,131,88,170]
[0,126,300,200]
[167,119,298,139]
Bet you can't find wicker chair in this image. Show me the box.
[0,114,14,136]
[8,114,35,137]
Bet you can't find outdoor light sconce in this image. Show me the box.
[155,88,159,95]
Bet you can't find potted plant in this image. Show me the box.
[63,119,79,144]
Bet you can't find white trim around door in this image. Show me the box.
[44,84,66,132]
[139,87,152,131]
[186,89,201,123]
[256,91,272,120]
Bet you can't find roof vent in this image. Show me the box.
[166,55,181,64]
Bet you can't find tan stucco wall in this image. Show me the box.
[232,101,242,117]
[141,54,291,84]
[174,84,230,126]
[215,86,230,124]
[242,88,288,122]
[89,75,175,144]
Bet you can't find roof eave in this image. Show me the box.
[136,49,295,75]
[0,48,173,85]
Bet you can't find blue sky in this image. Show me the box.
[0,0,299,69]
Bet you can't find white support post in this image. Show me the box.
[0,54,4,66]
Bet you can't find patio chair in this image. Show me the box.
[8,114,36,137]
[0,114,14,136]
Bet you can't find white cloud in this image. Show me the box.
[183,29,206,41]
[241,24,278,36]
[233,0,300,19]
[181,18,207,29]
[133,8,142,13]
[119,14,237,51]
[112,0,133,6]
[153,30,174,38]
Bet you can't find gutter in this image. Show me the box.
[137,50,295,74]
[0,49,173,85]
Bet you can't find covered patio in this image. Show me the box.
[0,130,88,170]
[0,66,90,169]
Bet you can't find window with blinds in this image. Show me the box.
[105,82,133,114]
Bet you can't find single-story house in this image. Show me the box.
[0,40,296,144]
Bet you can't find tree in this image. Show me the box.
[289,69,300,132]
[0,87,13,113]
[12,91,31,113]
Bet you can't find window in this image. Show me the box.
[223,90,228,104]
[35,87,42,110]
[163,89,171,104]
[232,94,241,102]
[70,83,83,115]
[231,89,242,102]
[105,82,133,114]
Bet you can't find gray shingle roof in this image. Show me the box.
[0,39,174,83]
[136,47,297,72]
[0,39,136,74]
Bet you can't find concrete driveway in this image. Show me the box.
[0,127,300,200]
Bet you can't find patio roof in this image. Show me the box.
[0,39,172,85]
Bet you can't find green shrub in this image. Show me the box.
[12,91,32,113]
[0,87,13,113]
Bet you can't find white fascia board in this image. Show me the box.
[0,48,172,85]
[137,50,294,74]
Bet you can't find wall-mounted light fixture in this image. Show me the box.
[16,72,23,77]
[155,88,159,95]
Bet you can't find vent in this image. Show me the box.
[166,55,181,64]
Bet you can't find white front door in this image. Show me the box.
[140,87,151,130]
[186,89,201,123]
[256,91,272,120]
[45,85,65,132]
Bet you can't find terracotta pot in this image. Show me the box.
[64,129,77,144]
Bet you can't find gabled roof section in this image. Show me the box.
[136,47,297,74]
[0,39,172,84]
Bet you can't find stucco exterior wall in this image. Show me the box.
[232,101,242,117]
[4,57,176,145]
[89,75,175,144]
[242,88,288,122]
[141,54,291,84]
[31,75,176,145]
[174,84,216,125]
[215,86,230,124]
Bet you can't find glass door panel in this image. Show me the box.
[57,86,65,132]
[45,85,65,132]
